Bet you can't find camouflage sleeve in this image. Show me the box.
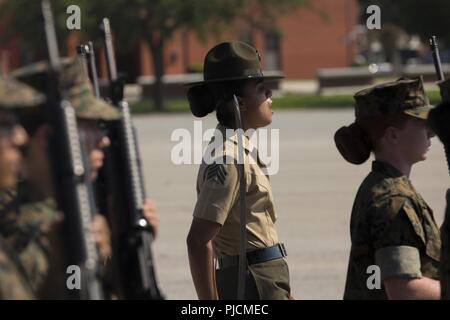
[370,196,425,280]
[13,198,59,292]
[375,246,422,280]
[0,245,34,300]
[193,162,239,225]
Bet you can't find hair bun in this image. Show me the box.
[187,85,215,117]
[334,122,371,165]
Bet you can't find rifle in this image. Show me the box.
[76,42,101,99]
[429,35,450,300]
[41,0,104,299]
[232,95,248,300]
[98,17,163,299]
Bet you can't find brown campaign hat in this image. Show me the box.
[185,41,284,87]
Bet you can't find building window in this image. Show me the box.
[264,32,281,70]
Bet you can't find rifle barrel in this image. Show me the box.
[429,35,445,81]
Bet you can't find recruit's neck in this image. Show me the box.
[374,152,412,178]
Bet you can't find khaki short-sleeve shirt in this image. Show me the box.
[193,124,279,258]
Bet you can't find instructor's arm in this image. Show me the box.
[187,217,221,300]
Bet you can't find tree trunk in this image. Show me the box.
[149,39,165,111]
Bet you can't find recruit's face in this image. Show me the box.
[396,116,434,164]
[241,80,273,130]
[78,120,110,181]
[0,110,28,189]
[21,122,53,196]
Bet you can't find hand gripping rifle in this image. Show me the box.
[41,0,104,300]
[429,35,450,299]
[98,17,163,299]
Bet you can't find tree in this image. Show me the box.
[0,0,310,110]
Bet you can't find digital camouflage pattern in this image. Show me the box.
[0,77,45,109]
[12,57,120,121]
[354,77,432,120]
[0,190,34,299]
[344,161,441,300]
[0,184,59,295]
[0,237,34,300]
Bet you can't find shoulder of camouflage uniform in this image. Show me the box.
[369,185,426,245]
[18,197,59,236]
[0,77,45,109]
[370,175,415,207]
[0,238,34,299]
[0,189,20,241]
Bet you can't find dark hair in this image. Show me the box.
[187,79,255,128]
[334,113,410,165]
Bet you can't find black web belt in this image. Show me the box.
[216,243,287,270]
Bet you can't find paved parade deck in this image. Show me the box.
[134,109,448,299]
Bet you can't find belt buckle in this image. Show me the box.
[278,243,287,257]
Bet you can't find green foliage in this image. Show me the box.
[130,90,442,114]
[0,0,309,109]
[0,0,309,55]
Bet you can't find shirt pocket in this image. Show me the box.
[248,171,276,223]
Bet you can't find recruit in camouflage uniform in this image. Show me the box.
[336,77,441,299]
[2,57,120,298]
[0,77,46,299]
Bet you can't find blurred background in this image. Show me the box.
[0,0,448,299]
[1,0,449,110]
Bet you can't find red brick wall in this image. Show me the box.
[279,0,359,78]
[139,0,359,80]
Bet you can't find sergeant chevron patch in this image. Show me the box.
[206,164,228,185]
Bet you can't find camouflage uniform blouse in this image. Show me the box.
[343,161,441,300]
[0,189,34,299]
[0,184,58,296]
[0,236,34,299]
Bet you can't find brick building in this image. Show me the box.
[135,0,359,81]
[1,0,359,81]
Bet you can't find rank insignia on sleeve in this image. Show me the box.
[206,164,228,185]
